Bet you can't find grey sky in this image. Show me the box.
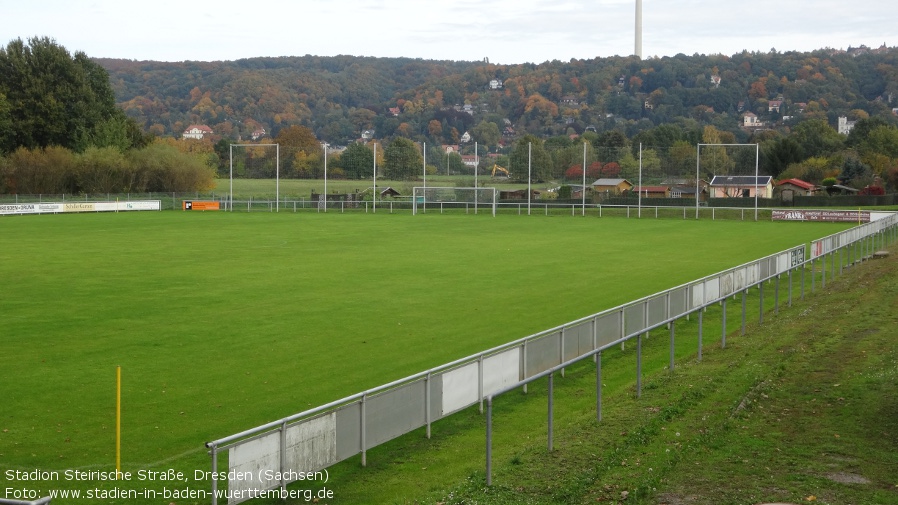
[2,0,892,63]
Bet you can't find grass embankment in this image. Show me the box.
[290,242,898,505]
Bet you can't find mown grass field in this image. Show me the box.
[0,211,854,503]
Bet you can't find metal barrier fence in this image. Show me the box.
[0,497,52,505]
[5,192,892,222]
[204,212,898,505]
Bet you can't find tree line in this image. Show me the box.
[0,37,215,195]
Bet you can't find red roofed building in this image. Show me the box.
[777,178,816,196]
[182,124,213,140]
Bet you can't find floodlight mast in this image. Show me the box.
[582,141,587,216]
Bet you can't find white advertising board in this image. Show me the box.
[0,200,160,215]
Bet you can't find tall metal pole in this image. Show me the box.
[373,142,377,213]
[474,142,478,189]
[638,142,643,218]
[323,142,328,213]
[276,143,280,212]
[695,144,701,219]
[527,142,532,216]
[754,143,760,222]
[423,142,426,213]
[229,144,233,212]
[582,142,587,216]
[474,142,479,214]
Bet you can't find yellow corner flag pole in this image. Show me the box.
[116,366,121,476]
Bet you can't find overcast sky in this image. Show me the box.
[2,0,893,64]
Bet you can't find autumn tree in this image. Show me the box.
[565,165,583,180]
[383,137,422,180]
[600,161,621,178]
[274,125,321,178]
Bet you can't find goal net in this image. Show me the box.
[412,187,498,216]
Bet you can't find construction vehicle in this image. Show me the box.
[491,164,510,178]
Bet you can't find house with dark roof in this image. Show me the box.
[709,175,773,198]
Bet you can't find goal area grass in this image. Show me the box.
[0,211,853,501]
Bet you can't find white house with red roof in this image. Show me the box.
[742,112,762,128]
[182,124,213,140]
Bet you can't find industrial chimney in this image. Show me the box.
[635,0,643,58]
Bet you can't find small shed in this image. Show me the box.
[380,187,401,198]
[631,185,671,198]
[592,178,633,195]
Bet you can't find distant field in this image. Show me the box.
[0,211,852,502]
[212,176,536,199]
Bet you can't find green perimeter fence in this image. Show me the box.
[202,213,898,505]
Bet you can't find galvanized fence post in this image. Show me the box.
[425,372,432,439]
[279,421,287,493]
[774,275,780,315]
[697,309,704,361]
[210,444,218,505]
[548,373,554,451]
[486,397,493,486]
[669,319,675,372]
[759,282,765,325]
[788,269,793,307]
[596,351,602,422]
[360,394,367,467]
[478,354,484,413]
[560,328,565,377]
[721,297,727,348]
[636,334,642,397]
[741,289,747,336]
[811,257,816,293]
[831,250,836,279]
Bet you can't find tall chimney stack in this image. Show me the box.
[635,0,643,58]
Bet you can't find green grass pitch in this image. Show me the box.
[0,211,852,501]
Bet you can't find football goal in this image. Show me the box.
[412,187,498,216]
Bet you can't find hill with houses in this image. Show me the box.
[97,45,898,148]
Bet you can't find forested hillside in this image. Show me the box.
[4,38,898,196]
[99,46,898,147]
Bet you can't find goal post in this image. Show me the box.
[412,187,498,216]
[229,143,280,212]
